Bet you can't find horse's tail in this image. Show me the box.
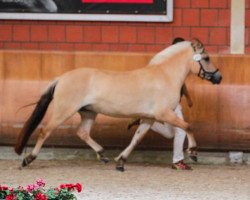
[14,79,58,155]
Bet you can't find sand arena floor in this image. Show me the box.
[0,159,249,200]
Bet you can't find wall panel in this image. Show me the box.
[0,51,250,151]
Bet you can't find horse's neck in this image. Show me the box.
[164,60,190,91]
[149,43,192,88]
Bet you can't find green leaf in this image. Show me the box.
[46,188,58,200]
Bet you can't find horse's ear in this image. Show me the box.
[191,38,204,53]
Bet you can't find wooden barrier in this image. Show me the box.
[0,50,250,151]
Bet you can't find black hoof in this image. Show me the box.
[187,147,198,162]
[21,154,37,167]
[100,157,109,164]
[115,157,126,172]
[189,155,198,162]
[116,165,125,172]
[97,150,109,164]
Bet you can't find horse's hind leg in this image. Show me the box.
[21,96,82,167]
[22,114,70,167]
[114,121,152,172]
[77,111,109,163]
[22,127,52,167]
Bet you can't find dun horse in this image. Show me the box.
[15,39,222,170]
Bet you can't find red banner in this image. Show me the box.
[82,0,153,3]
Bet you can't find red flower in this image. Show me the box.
[60,183,82,192]
[61,184,74,191]
[6,194,15,200]
[59,184,66,189]
[34,192,47,200]
[67,184,75,191]
[1,186,8,190]
[75,183,82,193]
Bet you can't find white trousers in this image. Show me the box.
[151,104,186,163]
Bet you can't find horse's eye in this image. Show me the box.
[204,56,210,62]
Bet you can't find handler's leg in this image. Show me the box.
[77,111,109,163]
[173,126,186,164]
[172,127,194,170]
[172,105,186,164]
[172,126,193,170]
[115,121,152,171]
[173,105,197,168]
[173,103,198,162]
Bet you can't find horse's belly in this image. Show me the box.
[86,102,155,118]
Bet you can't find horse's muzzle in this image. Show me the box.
[210,70,222,84]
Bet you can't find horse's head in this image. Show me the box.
[190,39,222,84]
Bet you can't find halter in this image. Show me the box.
[197,61,219,80]
[192,47,219,80]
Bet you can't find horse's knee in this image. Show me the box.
[156,111,189,130]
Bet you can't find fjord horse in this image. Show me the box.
[15,39,222,169]
[114,40,222,171]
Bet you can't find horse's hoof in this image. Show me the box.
[97,150,109,164]
[189,155,198,162]
[100,157,109,164]
[187,147,198,162]
[116,165,125,172]
[115,157,126,172]
[22,153,37,167]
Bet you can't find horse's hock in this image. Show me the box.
[0,51,250,151]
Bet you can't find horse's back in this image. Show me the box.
[53,67,179,118]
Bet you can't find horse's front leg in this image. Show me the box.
[114,121,152,172]
[186,132,198,162]
[156,108,198,162]
[155,109,190,131]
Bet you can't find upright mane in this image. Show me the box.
[149,41,192,66]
